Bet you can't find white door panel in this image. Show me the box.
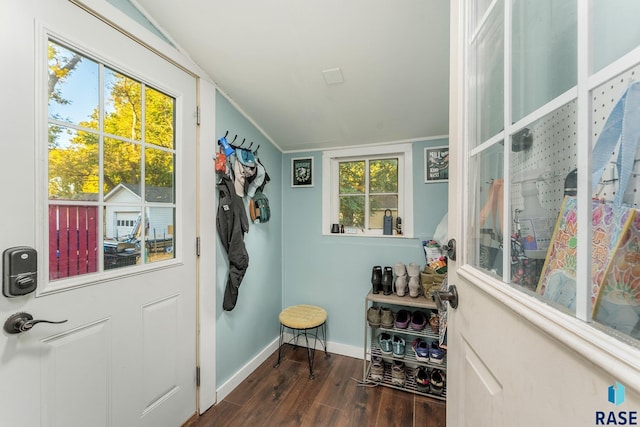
[0,1,197,426]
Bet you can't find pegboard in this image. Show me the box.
[511,62,640,216]
[510,100,578,215]
[592,63,640,206]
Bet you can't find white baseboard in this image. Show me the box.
[216,337,280,402]
[215,335,364,402]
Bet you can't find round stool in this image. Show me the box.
[274,304,329,379]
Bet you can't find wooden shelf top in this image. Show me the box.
[367,291,437,310]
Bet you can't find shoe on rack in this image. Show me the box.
[382,266,394,295]
[407,262,421,297]
[428,345,446,364]
[429,369,445,395]
[410,311,427,331]
[370,355,385,381]
[391,360,406,386]
[414,366,430,393]
[380,307,394,328]
[367,306,381,327]
[371,266,382,294]
[392,335,406,358]
[412,338,430,363]
[393,263,408,297]
[429,312,440,333]
[378,332,393,355]
[394,309,410,329]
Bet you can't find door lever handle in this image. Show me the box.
[431,285,459,310]
[4,312,68,334]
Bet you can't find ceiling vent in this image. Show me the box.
[322,68,344,85]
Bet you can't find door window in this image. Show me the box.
[48,39,176,282]
[465,1,640,344]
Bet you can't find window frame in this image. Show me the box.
[322,143,413,237]
[41,34,181,294]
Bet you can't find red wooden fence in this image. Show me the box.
[48,205,98,280]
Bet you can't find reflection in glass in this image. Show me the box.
[104,68,141,141]
[470,0,504,145]
[512,0,576,122]
[103,137,141,195]
[48,125,99,201]
[145,86,175,149]
[145,148,174,203]
[48,40,99,129]
[469,142,504,276]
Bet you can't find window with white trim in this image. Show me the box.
[322,144,413,237]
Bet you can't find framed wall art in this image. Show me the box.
[291,157,314,187]
[424,146,449,183]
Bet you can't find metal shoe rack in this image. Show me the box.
[363,291,447,400]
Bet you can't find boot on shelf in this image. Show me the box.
[371,265,382,294]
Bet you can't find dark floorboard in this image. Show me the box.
[187,345,446,427]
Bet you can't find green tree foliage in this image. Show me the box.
[47,42,175,200]
[338,159,398,228]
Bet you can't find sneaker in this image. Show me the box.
[391,360,406,386]
[394,309,410,329]
[367,306,381,327]
[382,266,394,295]
[429,369,445,395]
[410,311,427,331]
[371,266,382,294]
[429,345,445,364]
[392,335,405,358]
[412,338,430,363]
[378,332,393,355]
[393,263,408,296]
[414,366,430,392]
[370,356,384,381]
[380,307,394,328]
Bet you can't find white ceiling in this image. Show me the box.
[134,0,450,152]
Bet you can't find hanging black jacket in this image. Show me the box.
[217,175,249,311]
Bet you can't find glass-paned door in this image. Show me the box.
[48,39,176,281]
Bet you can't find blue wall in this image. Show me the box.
[281,139,448,350]
[215,91,283,385]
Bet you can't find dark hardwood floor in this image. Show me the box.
[187,344,446,427]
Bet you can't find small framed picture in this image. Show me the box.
[424,146,449,183]
[291,157,314,187]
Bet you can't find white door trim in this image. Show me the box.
[68,0,219,414]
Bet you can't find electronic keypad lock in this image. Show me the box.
[3,247,37,297]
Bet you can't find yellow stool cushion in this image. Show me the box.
[279,304,327,329]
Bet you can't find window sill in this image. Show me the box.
[322,232,414,238]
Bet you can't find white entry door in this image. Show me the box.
[446,1,640,426]
[0,2,197,427]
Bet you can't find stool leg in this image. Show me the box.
[274,323,284,368]
[303,329,315,379]
[321,322,330,358]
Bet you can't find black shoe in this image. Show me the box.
[382,266,393,295]
[371,266,382,294]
